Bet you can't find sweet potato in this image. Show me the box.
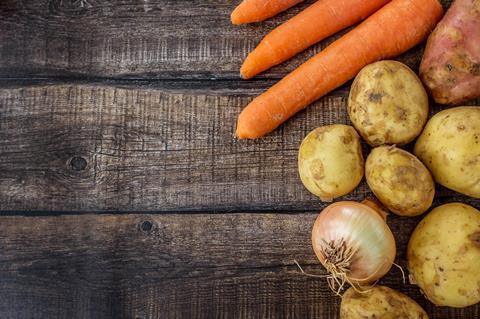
[420,0,480,105]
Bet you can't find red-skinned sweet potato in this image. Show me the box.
[420,0,480,105]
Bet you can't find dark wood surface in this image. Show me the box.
[0,0,453,80]
[0,213,479,319]
[0,0,478,318]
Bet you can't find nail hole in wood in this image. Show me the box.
[70,156,87,171]
[141,221,153,232]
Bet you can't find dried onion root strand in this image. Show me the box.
[311,200,396,294]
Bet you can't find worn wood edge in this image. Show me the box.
[0,78,336,94]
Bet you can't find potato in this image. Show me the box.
[340,286,428,319]
[408,203,480,307]
[414,106,480,198]
[298,125,364,202]
[348,60,429,147]
[366,146,434,216]
[420,0,480,105]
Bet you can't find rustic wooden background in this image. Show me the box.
[0,0,479,318]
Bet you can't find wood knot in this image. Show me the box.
[49,0,92,16]
[70,156,87,171]
[141,220,153,232]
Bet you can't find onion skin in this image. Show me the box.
[312,201,396,286]
[408,203,480,308]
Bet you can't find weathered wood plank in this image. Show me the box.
[0,0,453,79]
[1,83,477,212]
[0,212,478,319]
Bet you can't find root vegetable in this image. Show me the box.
[348,61,429,146]
[340,285,428,319]
[298,125,364,202]
[414,106,480,198]
[236,0,443,139]
[366,146,434,216]
[420,0,480,105]
[231,0,303,25]
[407,203,480,307]
[240,0,390,79]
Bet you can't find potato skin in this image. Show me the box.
[348,60,429,147]
[414,106,480,198]
[340,286,428,319]
[366,146,434,216]
[420,0,480,105]
[407,203,480,308]
[298,125,364,202]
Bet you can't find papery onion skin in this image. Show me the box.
[312,201,396,285]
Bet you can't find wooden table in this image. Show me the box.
[0,0,478,318]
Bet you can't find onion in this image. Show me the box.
[311,200,396,293]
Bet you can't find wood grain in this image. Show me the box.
[0,212,478,319]
[0,0,453,80]
[1,83,477,212]
[0,1,478,318]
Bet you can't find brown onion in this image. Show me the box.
[312,200,396,292]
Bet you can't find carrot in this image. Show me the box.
[231,0,304,25]
[236,0,443,139]
[241,0,391,79]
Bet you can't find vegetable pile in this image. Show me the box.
[234,0,443,139]
[231,0,480,316]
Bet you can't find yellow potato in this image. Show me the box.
[408,203,480,307]
[366,146,434,216]
[348,60,429,146]
[340,286,428,319]
[414,106,480,198]
[298,125,364,202]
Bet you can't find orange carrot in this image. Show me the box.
[231,0,304,25]
[241,0,391,79]
[236,0,443,139]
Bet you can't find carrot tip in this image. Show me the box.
[231,17,241,25]
[230,9,243,25]
[240,65,252,80]
[240,73,250,80]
